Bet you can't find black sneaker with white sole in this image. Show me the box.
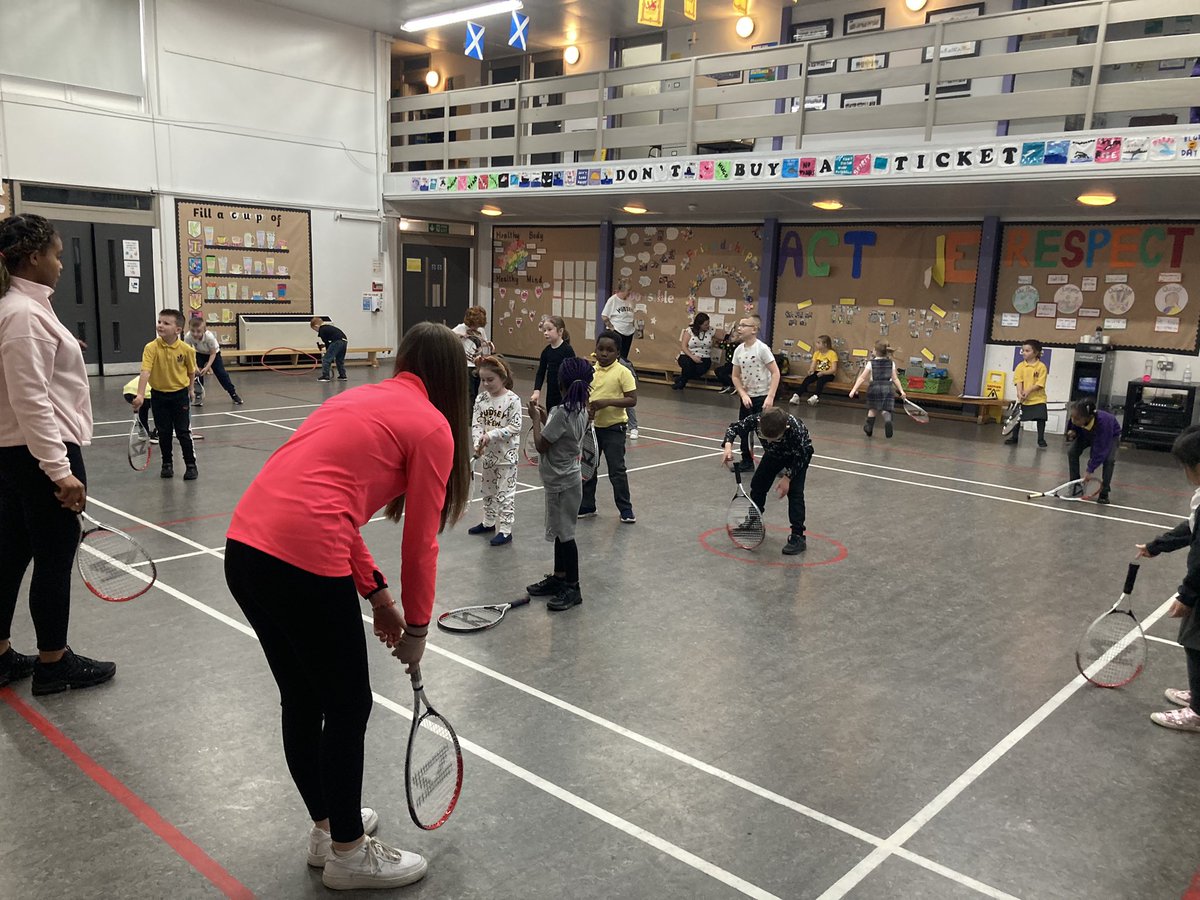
[782,535,807,555]
[31,647,116,696]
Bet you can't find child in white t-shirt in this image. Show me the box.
[184,316,242,406]
[468,355,522,546]
[730,314,780,472]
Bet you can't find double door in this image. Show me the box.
[51,221,157,372]
[400,243,471,333]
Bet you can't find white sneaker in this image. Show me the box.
[807,395,819,406]
[322,835,428,890]
[1150,706,1200,732]
[307,808,380,867]
[1165,688,1192,708]
[789,393,800,404]
[628,428,639,439]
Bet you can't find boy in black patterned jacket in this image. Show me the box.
[722,408,814,556]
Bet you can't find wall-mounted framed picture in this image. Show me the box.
[925,78,972,98]
[848,52,889,72]
[1159,57,1189,70]
[844,8,886,35]
[808,57,838,75]
[790,94,828,112]
[789,18,833,44]
[841,90,881,109]
[749,41,778,83]
[708,69,744,85]
[923,3,985,62]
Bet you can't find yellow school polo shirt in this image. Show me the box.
[1014,360,1047,406]
[142,337,196,392]
[812,349,837,372]
[591,360,636,429]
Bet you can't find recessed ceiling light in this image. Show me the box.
[480,205,503,217]
[623,203,647,215]
[1076,192,1116,206]
[402,1,523,33]
[425,70,440,89]
[564,45,580,66]
[735,16,755,39]
[812,199,843,211]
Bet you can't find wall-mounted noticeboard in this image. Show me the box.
[990,222,1199,352]
[174,199,313,348]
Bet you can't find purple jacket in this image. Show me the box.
[1075,409,1122,472]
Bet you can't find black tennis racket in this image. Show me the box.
[901,398,930,424]
[77,512,157,602]
[1075,562,1148,688]
[438,596,530,633]
[580,424,599,481]
[405,665,464,830]
[1027,478,1095,501]
[726,464,765,550]
[127,415,151,472]
[1001,401,1022,435]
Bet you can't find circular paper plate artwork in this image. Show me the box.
[1155,284,1188,316]
[1012,285,1039,314]
[1054,284,1084,315]
[1102,283,1136,315]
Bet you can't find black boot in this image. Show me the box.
[863,417,874,437]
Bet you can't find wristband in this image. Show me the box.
[404,624,429,637]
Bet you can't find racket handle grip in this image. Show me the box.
[1124,563,1140,595]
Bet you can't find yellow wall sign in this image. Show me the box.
[796,299,813,310]
[852,348,869,357]
[921,347,935,361]
[405,257,422,272]
[930,304,946,318]
[637,0,664,27]
[684,0,697,19]
[878,298,894,306]
[797,339,812,352]
[839,298,857,305]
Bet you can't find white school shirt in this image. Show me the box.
[470,389,522,465]
[732,339,776,397]
[684,327,715,359]
[184,330,221,356]
[602,293,636,336]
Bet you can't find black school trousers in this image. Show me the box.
[150,387,196,467]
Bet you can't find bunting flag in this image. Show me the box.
[508,11,529,49]
[684,0,697,20]
[465,21,485,59]
[637,0,664,27]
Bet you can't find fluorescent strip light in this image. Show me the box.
[402,1,523,32]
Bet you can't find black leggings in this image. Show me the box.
[0,444,86,651]
[553,538,579,585]
[799,373,835,396]
[224,539,373,843]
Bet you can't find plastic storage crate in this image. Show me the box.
[905,375,952,394]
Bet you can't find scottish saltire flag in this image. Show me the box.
[465,22,484,59]
[508,11,528,50]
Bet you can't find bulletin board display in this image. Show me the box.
[772,224,981,389]
[490,225,599,360]
[614,223,762,373]
[990,223,1200,352]
[1,181,12,218]
[174,199,313,348]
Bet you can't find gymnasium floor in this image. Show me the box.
[2,361,1199,900]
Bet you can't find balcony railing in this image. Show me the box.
[389,0,1200,171]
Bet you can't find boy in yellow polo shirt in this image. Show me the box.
[1005,339,1049,448]
[578,330,637,523]
[132,309,198,479]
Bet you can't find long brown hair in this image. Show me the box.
[383,322,471,529]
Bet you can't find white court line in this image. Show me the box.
[92,402,319,427]
[816,594,1179,900]
[1146,633,1183,648]
[91,417,309,439]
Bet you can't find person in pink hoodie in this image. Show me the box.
[0,214,115,695]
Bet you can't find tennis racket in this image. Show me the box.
[1075,562,1148,688]
[580,424,599,481]
[901,398,930,424]
[77,512,157,602]
[1001,401,1022,435]
[193,374,205,404]
[522,405,545,465]
[725,463,765,550]
[405,665,463,830]
[1026,478,1095,501]
[438,596,530,633]
[127,415,151,472]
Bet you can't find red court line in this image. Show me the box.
[0,687,254,900]
[1183,865,1200,899]
[121,510,234,533]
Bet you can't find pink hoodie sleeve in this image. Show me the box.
[0,333,72,481]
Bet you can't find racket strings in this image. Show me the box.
[726,496,765,548]
[441,607,503,630]
[580,429,598,481]
[78,531,155,601]
[408,715,460,824]
[1078,613,1145,687]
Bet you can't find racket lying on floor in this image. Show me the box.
[77,512,157,602]
[1027,478,1095,502]
[438,596,530,633]
[901,398,930,424]
[1001,401,1022,436]
[1075,562,1147,688]
[405,664,464,830]
[127,415,152,472]
[725,463,765,550]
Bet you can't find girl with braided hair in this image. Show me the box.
[0,214,116,695]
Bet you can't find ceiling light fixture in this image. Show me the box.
[623,203,647,215]
[905,0,929,11]
[425,70,440,88]
[480,205,503,217]
[402,0,523,33]
[735,16,756,39]
[1076,191,1116,206]
[564,45,581,66]
[812,199,844,211]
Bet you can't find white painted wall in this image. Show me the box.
[0,0,394,354]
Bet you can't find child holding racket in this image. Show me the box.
[132,309,198,480]
[730,314,780,471]
[527,356,593,611]
[468,355,522,546]
[1135,424,1200,733]
[530,315,575,412]
[1005,340,1049,448]
[1066,395,1121,504]
[577,331,637,523]
[122,376,156,442]
[722,407,814,555]
[849,340,906,438]
[185,315,242,406]
[452,306,494,398]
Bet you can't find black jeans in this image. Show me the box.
[1067,433,1115,495]
[150,387,196,468]
[194,352,238,397]
[0,443,86,651]
[799,373,835,397]
[580,424,632,515]
[321,339,348,379]
[749,453,808,536]
[1187,647,1200,715]
[224,539,373,843]
[738,395,767,464]
[675,355,711,388]
[617,332,634,361]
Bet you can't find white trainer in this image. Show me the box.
[807,395,819,406]
[789,393,800,404]
[307,808,381,867]
[1150,706,1200,732]
[1165,688,1193,708]
[322,835,428,890]
[628,428,639,439]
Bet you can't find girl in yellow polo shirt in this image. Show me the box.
[1005,339,1049,448]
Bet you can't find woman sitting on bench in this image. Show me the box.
[674,313,724,391]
